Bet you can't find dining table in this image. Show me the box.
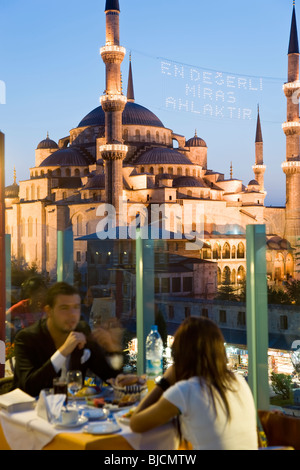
[0,395,183,451]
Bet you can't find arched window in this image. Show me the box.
[217,267,221,285]
[167,167,173,175]
[213,243,221,259]
[74,169,80,176]
[123,129,129,141]
[222,242,230,259]
[135,129,140,142]
[231,269,236,284]
[31,184,35,200]
[65,168,71,177]
[159,167,163,174]
[231,245,236,259]
[237,242,245,258]
[222,266,231,285]
[76,214,83,236]
[237,266,245,283]
[28,217,33,237]
[156,131,159,142]
[177,167,182,176]
[146,130,151,141]
[149,167,154,174]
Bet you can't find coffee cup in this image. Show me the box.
[60,408,79,426]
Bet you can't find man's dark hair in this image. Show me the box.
[46,282,80,308]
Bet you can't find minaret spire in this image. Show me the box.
[127,53,135,103]
[289,1,299,54]
[255,104,263,144]
[253,105,266,192]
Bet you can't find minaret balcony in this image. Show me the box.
[282,121,300,135]
[100,45,126,64]
[100,144,128,160]
[100,94,127,112]
[282,160,300,174]
[283,80,300,97]
[252,164,266,172]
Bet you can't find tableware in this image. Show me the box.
[60,408,79,426]
[81,406,107,421]
[67,370,83,398]
[53,415,88,429]
[53,378,68,396]
[115,407,136,426]
[83,421,121,435]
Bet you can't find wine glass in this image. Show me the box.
[67,370,83,401]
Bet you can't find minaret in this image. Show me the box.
[127,53,135,103]
[100,0,127,222]
[282,2,300,249]
[253,105,266,191]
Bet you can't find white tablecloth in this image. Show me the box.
[0,408,179,451]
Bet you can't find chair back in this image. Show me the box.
[258,409,300,450]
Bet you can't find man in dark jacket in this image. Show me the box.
[13,282,123,397]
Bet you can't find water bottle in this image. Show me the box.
[146,325,163,382]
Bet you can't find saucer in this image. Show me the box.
[83,421,121,435]
[53,416,88,429]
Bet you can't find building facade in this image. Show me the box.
[4,1,300,301]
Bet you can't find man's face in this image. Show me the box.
[47,294,81,334]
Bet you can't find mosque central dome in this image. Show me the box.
[77,102,165,129]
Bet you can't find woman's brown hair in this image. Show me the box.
[172,316,237,419]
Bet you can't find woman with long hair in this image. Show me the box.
[130,316,258,450]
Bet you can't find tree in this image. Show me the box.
[270,372,293,400]
[285,280,300,305]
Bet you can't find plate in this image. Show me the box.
[115,408,136,426]
[53,416,88,429]
[68,393,102,401]
[83,421,121,435]
[81,406,107,421]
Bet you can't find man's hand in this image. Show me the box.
[59,331,87,357]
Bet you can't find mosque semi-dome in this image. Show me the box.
[77,102,165,129]
[135,147,193,165]
[39,147,91,167]
[173,176,208,188]
[82,174,105,189]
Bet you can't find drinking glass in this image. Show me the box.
[67,370,83,399]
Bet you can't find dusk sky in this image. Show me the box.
[0,0,296,206]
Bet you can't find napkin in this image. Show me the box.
[36,390,66,423]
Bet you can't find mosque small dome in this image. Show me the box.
[37,133,59,150]
[5,182,19,198]
[186,131,207,148]
[248,179,259,186]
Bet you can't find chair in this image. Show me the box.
[258,409,299,450]
[0,376,14,395]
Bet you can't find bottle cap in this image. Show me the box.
[151,325,158,331]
